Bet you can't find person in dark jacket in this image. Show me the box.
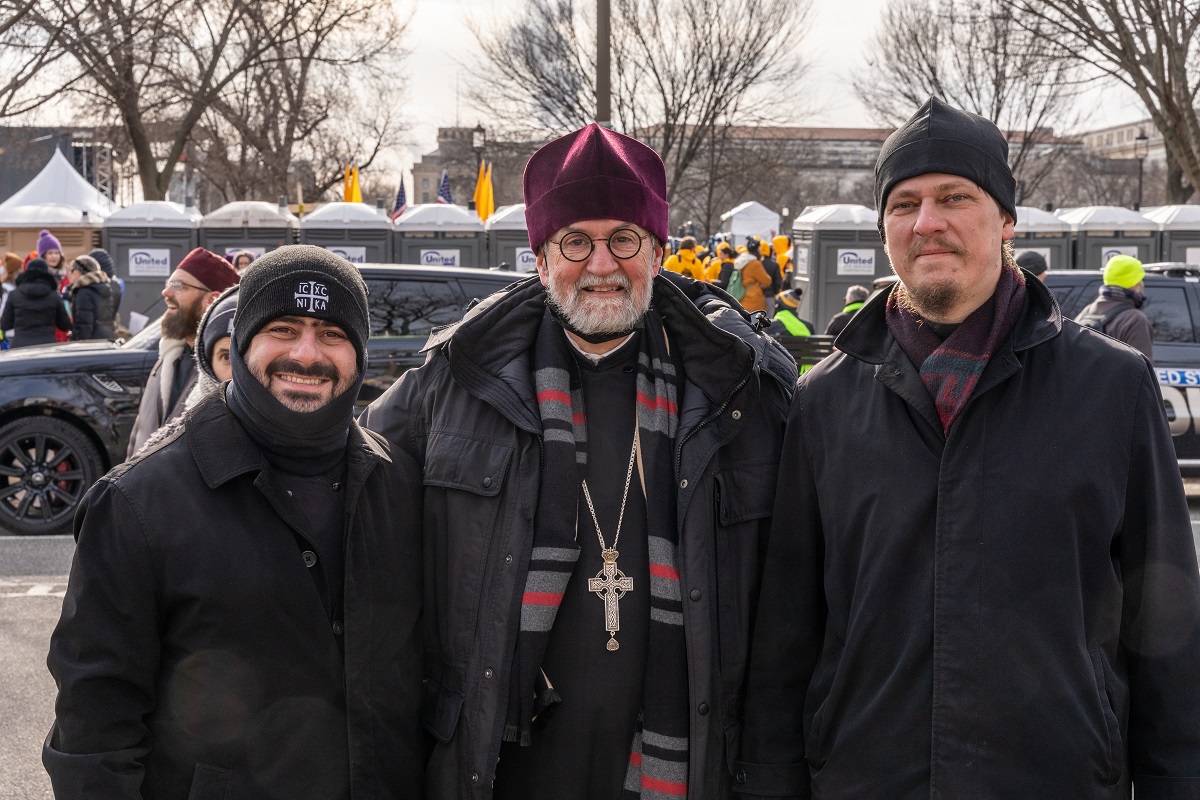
[823,284,869,336]
[1074,254,1154,362]
[362,123,795,800]
[759,238,784,316]
[735,97,1200,800]
[0,258,70,347]
[45,245,425,800]
[87,247,123,328]
[1016,249,1049,281]
[66,255,116,341]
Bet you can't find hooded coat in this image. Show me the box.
[69,269,116,341]
[0,268,70,347]
[735,277,1200,800]
[360,272,796,800]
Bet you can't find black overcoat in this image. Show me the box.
[44,391,425,800]
[735,276,1200,799]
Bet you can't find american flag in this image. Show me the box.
[391,177,407,221]
[436,169,454,204]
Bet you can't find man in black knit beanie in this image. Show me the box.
[45,245,426,799]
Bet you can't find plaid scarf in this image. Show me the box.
[504,307,690,799]
[886,266,1026,434]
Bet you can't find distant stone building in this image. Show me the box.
[410,126,541,212]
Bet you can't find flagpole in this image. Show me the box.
[596,0,611,127]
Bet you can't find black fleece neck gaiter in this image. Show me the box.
[225,344,362,476]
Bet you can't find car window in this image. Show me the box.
[459,277,517,306]
[365,278,464,337]
[1143,286,1195,343]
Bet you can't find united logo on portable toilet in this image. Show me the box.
[837,249,875,276]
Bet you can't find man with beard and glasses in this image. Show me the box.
[45,246,425,800]
[362,123,795,800]
[734,97,1200,800]
[126,247,239,457]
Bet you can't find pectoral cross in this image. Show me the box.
[588,548,634,651]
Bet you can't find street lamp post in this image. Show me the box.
[1134,129,1149,211]
[470,124,486,211]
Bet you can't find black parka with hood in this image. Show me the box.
[361,273,796,800]
[0,267,70,347]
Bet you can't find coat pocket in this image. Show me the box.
[714,460,778,526]
[1088,649,1124,786]
[422,674,466,744]
[187,764,229,800]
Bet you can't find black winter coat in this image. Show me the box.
[0,269,70,347]
[45,391,425,800]
[735,277,1200,799]
[361,273,796,800]
[69,271,116,340]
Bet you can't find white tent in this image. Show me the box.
[0,149,116,221]
[717,201,780,246]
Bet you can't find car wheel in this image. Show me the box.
[0,417,105,536]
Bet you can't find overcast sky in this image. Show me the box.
[399,0,1151,169]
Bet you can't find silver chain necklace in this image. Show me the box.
[583,432,638,651]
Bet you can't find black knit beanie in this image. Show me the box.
[875,96,1017,237]
[88,248,115,277]
[232,245,370,370]
[197,286,238,382]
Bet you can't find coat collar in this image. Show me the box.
[423,272,786,432]
[835,268,1062,365]
[187,389,384,489]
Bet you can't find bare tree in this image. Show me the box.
[0,0,74,116]
[853,0,1080,202]
[1001,0,1200,203]
[194,0,408,204]
[466,0,815,206]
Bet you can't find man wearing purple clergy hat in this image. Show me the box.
[735,97,1200,799]
[127,247,240,457]
[363,123,795,799]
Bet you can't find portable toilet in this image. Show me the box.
[1056,206,1158,269]
[791,204,885,334]
[393,203,485,267]
[102,201,202,323]
[1013,205,1071,271]
[0,203,105,264]
[1144,205,1200,265]
[485,204,536,272]
[299,202,392,264]
[199,200,299,262]
[718,201,780,248]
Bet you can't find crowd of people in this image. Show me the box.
[31,101,1200,800]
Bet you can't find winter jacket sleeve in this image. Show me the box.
[43,479,160,799]
[72,291,96,340]
[733,379,823,800]
[0,292,12,332]
[1122,365,1200,797]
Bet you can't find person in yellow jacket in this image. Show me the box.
[773,235,792,277]
[729,244,773,313]
[662,236,707,281]
[707,242,733,283]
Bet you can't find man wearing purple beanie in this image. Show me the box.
[363,123,795,799]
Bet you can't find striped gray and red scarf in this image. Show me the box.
[504,306,690,798]
[886,265,1026,434]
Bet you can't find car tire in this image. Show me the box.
[0,417,105,536]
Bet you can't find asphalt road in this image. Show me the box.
[2,509,1200,798]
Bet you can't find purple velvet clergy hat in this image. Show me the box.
[522,123,669,251]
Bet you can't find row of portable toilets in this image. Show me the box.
[791,203,1200,334]
[88,200,536,323]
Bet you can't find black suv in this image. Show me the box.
[0,264,521,535]
[1047,266,1200,473]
